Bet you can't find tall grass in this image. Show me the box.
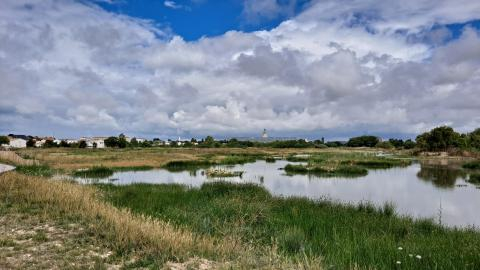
[99,182,480,270]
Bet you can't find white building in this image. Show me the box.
[8,138,27,148]
[85,137,106,148]
[35,140,45,148]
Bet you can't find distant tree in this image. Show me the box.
[26,139,36,148]
[141,140,152,147]
[191,138,197,143]
[59,140,70,147]
[403,139,416,149]
[130,138,138,147]
[347,136,379,147]
[416,126,461,151]
[92,142,98,148]
[43,139,57,148]
[0,136,9,145]
[78,140,87,148]
[469,128,480,149]
[388,139,404,148]
[104,137,119,148]
[118,136,127,148]
[325,141,345,147]
[376,141,394,149]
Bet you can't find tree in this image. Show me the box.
[416,126,461,151]
[130,138,139,147]
[79,140,87,148]
[469,128,480,149]
[347,136,379,147]
[376,141,394,149]
[118,136,127,148]
[26,139,35,148]
[0,136,9,145]
[403,139,416,149]
[60,140,70,147]
[104,137,119,147]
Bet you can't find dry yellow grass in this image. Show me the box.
[0,150,38,166]
[0,171,322,269]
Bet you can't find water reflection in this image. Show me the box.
[417,165,467,189]
[75,160,480,228]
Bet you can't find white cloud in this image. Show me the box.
[1,0,480,139]
[164,1,182,9]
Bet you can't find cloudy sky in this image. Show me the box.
[1,0,479,140]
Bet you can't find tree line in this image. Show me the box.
[3,126,479,152]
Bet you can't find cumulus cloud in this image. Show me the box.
[0,0,480,139]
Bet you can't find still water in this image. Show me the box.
[77,160,480,228]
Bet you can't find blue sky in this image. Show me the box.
[93,0,311,40]
[1,0,480,140]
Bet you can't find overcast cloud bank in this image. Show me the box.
[0,0,479,139]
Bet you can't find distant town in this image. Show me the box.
[0,129,320,149]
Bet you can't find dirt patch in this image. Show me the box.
[0,203,123,269]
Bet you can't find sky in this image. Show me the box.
[0,0,480,140]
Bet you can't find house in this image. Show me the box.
[7,138,27,148]
[35,140,46,148]
[85,137,106,148]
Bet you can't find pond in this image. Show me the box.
[75,159,480,228]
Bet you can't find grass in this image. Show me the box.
[463,160,480,170]
[0,172,317,268]
[15,165,54,177]
[284,164,368,177]
[99,182,480,270]
[73,166,114,178]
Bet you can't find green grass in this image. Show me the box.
[73,166,114,178]
[98,182,480,270]
[463,160,480,170]
[15,165,54,177]
[284,164,368,177]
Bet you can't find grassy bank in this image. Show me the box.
[99,182,480,270]
[0,172,318,268]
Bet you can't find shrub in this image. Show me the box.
[347,136,379,147]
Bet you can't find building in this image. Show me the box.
[7,138,27,148]
[81,137,107,148]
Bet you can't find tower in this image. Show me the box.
[261,129,268,138]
